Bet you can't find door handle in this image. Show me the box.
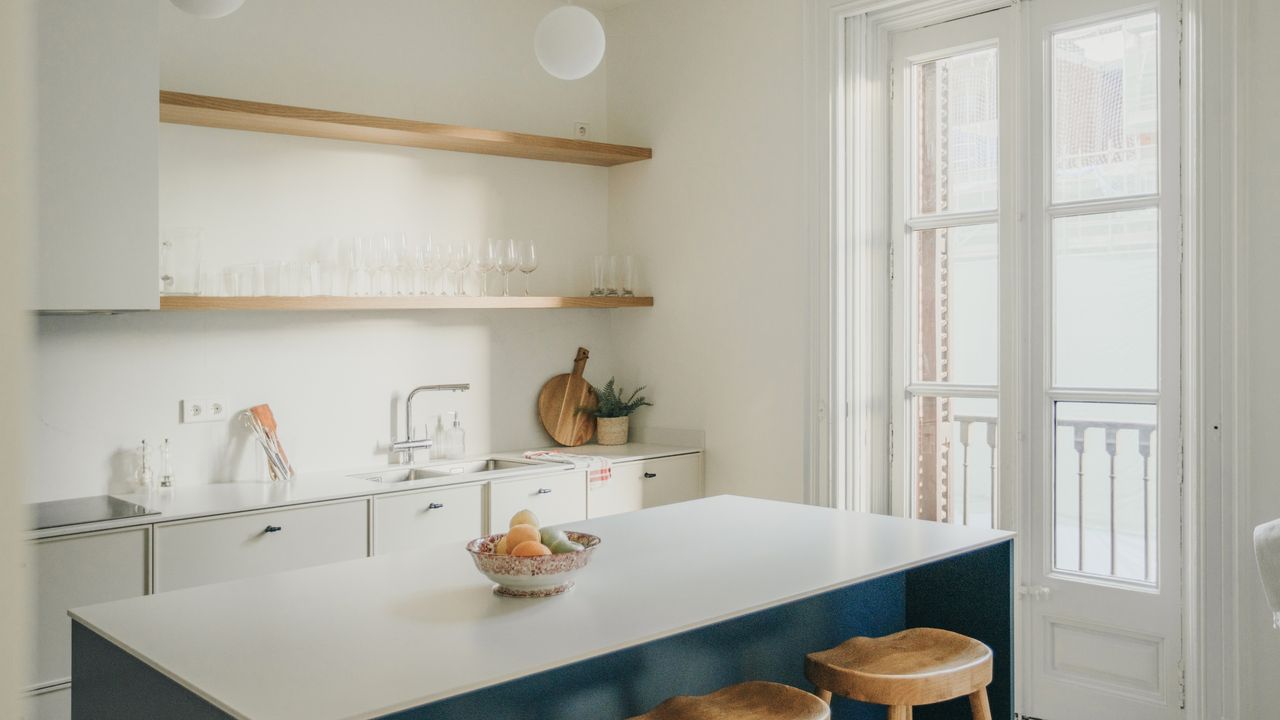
[643,472,657,479]
[426,503,445,510]
[535,488,553,495]
[264,525,283,534]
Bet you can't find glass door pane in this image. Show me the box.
[914,224,998,385]
[913,396,997,528]
[1053,402,1157,582]
[913,47,1000,214]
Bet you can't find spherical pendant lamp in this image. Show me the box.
[169,0,246,19]
[534,5,606,80]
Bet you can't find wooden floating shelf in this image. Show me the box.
[158,296,655,311]
[159,91,653,167]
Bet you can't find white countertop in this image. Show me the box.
[28,443,699,539]
[70,495,1013,720]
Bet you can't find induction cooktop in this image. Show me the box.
[30,495,158,530]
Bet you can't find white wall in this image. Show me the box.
[604,0,808,501]
[1238,0,1280,714]
[29,0,621,502]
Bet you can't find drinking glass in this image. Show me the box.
[474,238,497,296]
[373,235,395,296]
[619,255,636,297]
[590,255,607,296]
[449,242,473,296]
[498,238,519,297]
[348,236,371,296]
[605,256,620,296]
[393,233,416,295]
[518,239,539,296]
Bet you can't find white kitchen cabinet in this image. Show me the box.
[22,683,70,720]
[374,483,484,555]
[154,499,368,593]
[27,527,150,690]
[488,471,587,530]
[35,0,157,310]
[587,453,703,519]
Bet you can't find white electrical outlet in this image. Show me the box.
[573,122,590,139]
[182,398,229,424]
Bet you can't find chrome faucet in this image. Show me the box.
[390,384,470,464]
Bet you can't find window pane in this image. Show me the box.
[1053,402,1157,582]
[915,224,998,385]
[1052,14,1159,203]
[912,396,997,529]
[1052,209,1157,389]
[913,47,999,214]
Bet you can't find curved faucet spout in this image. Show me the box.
[393,384,471,464]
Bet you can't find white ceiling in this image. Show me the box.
[582,0,646,9]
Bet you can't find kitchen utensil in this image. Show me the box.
[466,531,601,597]
[246,404,295,480]
[537,347,598,447]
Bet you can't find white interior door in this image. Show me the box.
[1021,1,1183,718]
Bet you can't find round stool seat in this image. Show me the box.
[805,628,992,707]
[629,681,830,720]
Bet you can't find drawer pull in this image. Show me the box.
[264,525,283,534]
[535,488,553,495]
[643,472,657,479]
[426,502,445,510]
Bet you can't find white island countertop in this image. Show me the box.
[70,496,1013,720]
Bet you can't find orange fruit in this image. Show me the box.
[506,524,540,549]
[511,541,552,557]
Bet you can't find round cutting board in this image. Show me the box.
[538,347,598,446]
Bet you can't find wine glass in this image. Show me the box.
[348,236,371,296]
[392,233,414,295]
[449,241,473,296]
[497,238,519,297]
[474,238,497,296]
[373,234,394,295]
[518,239,539,296]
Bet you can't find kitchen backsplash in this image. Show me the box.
[32,311,619,502]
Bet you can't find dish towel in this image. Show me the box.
[1254,518,1280,629]
[523,451,612,488]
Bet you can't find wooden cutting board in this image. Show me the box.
[537,347,598,447]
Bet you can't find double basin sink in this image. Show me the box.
[349,457,545,485]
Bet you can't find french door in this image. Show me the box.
[886,2,1184,718]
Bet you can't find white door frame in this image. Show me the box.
[804,0,1242,716]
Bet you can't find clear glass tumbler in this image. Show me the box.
[591,255,607,296]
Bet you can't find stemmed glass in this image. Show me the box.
[374,235,395,296]
[474,239,497,296]
[348,236,371,296]
[392,233,415,295]
[449,241,473,296]
[518,239,539,296]
[498,238,519,297]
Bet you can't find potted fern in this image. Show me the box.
[588,378,653,445]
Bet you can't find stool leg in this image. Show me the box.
[888,707,912,720]
[968,688,992,720]
[815,688,832,705]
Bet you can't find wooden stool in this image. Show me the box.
[804,628,993,720]
[628,681,830,720]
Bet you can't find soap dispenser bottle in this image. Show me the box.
[432,414,447,460]
[444,411,465,459]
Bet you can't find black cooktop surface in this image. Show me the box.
[30,495,158,530]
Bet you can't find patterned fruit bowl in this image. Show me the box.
[466,531,601,598]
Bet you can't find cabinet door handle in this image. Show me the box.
[643,472,657,479]
[264,525,283,534]
[426,502,445,510]
[535,488,553,495]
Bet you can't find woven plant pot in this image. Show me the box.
[596,416,630,445]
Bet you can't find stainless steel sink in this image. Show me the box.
[349,458,538,484]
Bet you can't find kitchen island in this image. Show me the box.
[70,496,1013,719]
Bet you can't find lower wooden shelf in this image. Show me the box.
[158,295,654,311]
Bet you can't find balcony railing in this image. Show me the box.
[945,413,1157,582]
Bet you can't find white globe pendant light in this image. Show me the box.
[169,0,246,19]
[534,5,606,80]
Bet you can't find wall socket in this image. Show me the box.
[573,122,590,140]
[181,398,229,424]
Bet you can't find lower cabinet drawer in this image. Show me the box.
[489,472,586,530]
[154,499,369,593]
[22,683,70,720]
[374,483,484,555]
